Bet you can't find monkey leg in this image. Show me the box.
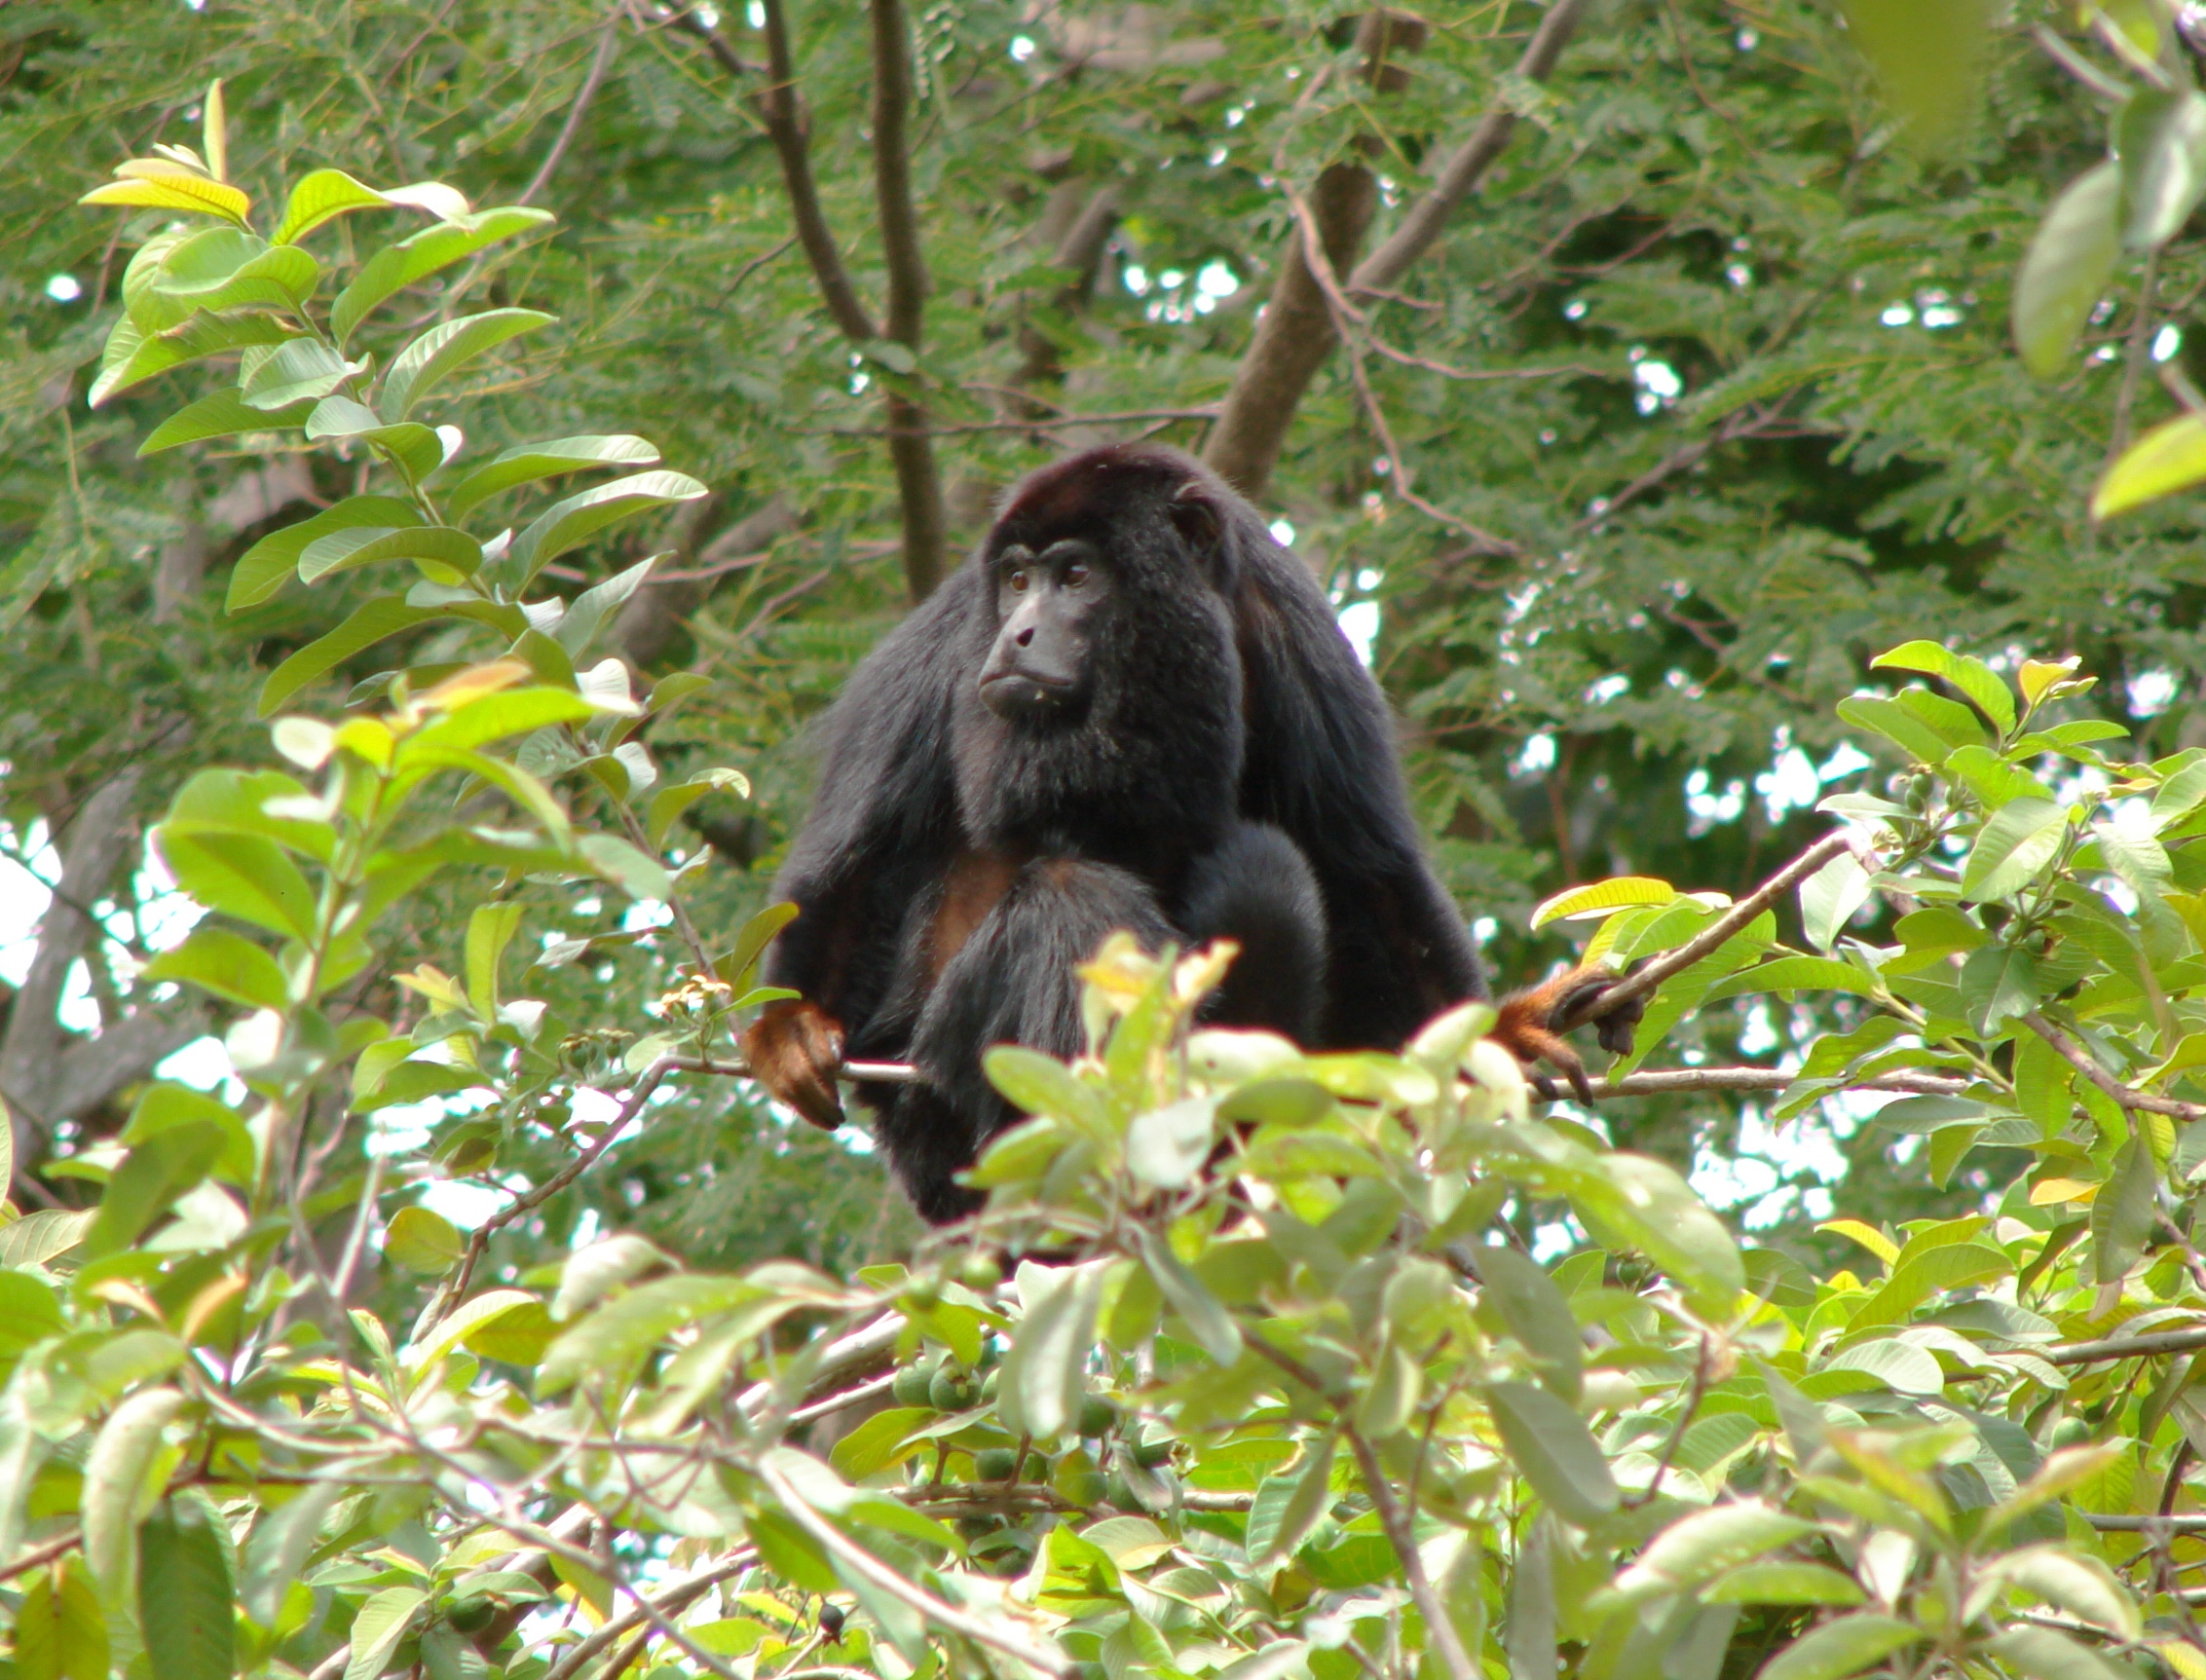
[883,858,1174,1222]
[1179,821,1328,1043]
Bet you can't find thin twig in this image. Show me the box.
[2040,1324,2206,1367]
[539,1548,758,1680]
[2022,1011,2206,1121]
[756,1457,1074,1675]
[0,1530,78,1585]
[519,7,625,205]
[1580,833,1855,1020]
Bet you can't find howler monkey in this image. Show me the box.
[744,443,1636,1221]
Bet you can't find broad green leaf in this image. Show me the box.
[1562,1149,1745,1311]
[153,830,318,940]
[140,925,288,1010]
[401,687,599,759]
[241,338,358,410]
[378,308,554,420]
[84,1122,229,1260]
[2093,412,2206,519]
[1508,1520,1555,1680]
[1702,955,1880,1004]
[82,168,251,224]
[1704,1562,1866,1606]
[139,391,316,456]
[1135,1227,1241,1365]
[1986,1626,2134,1680]
[1871,641,2016,733]
[466,902,525,1018]
[1473,1245,1582,1401]
[1835,694,1953,767]
[345,1587,427,1680]
[539,1275,780,1395]
[443,434,662,521]
[241,1483,344,1628]
[384,1206,464,1274]
[226,496,419,610]
[554,1235,670,1321]
[82,1386,187,1602]
[1823,1337,1944,1396]
[2091,1138,2157,1285]
[139,1495,235,1680]
[1531,876,1677,927]
[156,243,317,317]
[332,206,555,345]
[273,168,390,243]
[576,833,671,899]
[1837,0,1988,153]
[554,553,659,656]
[301,396,443,482]
[1126,1097,1216,1189]
[0,1209,93,1267]
[983,1044,1110,1135]
[1755,1615,1920,1680]
[1985,1441,2128,1530]
[1484,1379,1620,1526]
[648,769,747,850]
[16,1555,108,1680]
[2155,757,2206,829]
[1611,1502,1817,1598]
[1998,1549,2142,1640]
[1943,743,2047,809]
[1958,944,2039,1033]
[2118,87,2206,248]
[2013,163,2120,379]
[92,312,291,407]
[0,1270,62,1356]
[1960,798,2067,902]
[256,599,445,715]
[1847,1241,2009,1328]
[298,525,481,585]
[829,1407,937,1480]
[1008,1259,1109,1439]
[1248,1434,1335,1564]
[1800,850,1874,951]
[503,470,710,586]
[162,765,333,859]
[405,1288,538,1377]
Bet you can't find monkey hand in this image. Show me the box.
[1490,964,1644,1103]
[741,998,848,1131]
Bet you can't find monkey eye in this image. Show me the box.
[1064,561,1090,588]
[1006,568,1030,593]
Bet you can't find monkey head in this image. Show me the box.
[978,537,1109,723]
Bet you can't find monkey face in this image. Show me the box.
[978,538,1112,722]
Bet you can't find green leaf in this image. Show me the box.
[298,524,482,585]
[1484,1380,1620,1526]
[1006,1259,1110,1439]
[648,769,747,850]
[1612,1502,1818,1599]
[153,830,318,940]
[1998,1549,2142,1640]
[502,470,710,587]
[240,1482,345,1628]
[1847,1241,2010,1328]
[155,243,318,317]
[2092,412,2206,519]
[16,1555,108,1680]
[139,1495,236,1680]
[1835,694,1954,767]
[1703,1562,1866,1606]
[1702,955,1881,1004]
[92,312,292,407]
[84,1122,229,1259]
[332,206,555,345]
[273,168,391,243]
[404,1288,539,1377]
[240,338,358,410]
[384,1206,465,1275]
[163,765,333,859]
[465,903,524,1019]
[140,926,288,1010]
[404,687,601,757]
[1984,1627,2134,1680]
[345,1587,427,1680]
[1472,1245,1582,1401]
[0,1209,93,1267]
[2117,87,2206,248]
[81,168,251,225]
[378,308,554,420]
[1247,1434,1335,1564]
[256,599,444,715]
[828,1407,936,1480]
[577,834,673,899]
[1134,1227,1242,1366]
[302,396,444,482]
[1958,945,2039,1034]
[1754,1615,1920,1680]
[2091,1137,2158,1285]
[226,496,419,610]
[1836,0,1988,153]
[554,554,659,657]
[82,1386,187,1602]
[139,391,317,456]
[1530,876,1678,928]
[442,434,662,521]
[1870,641,2016,733]
[539,1275,783,1395]
[1961,798,2068,902]
[1799,850,1874,952]
[2013,162,2121,380]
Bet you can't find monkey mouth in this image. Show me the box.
[979,670,1079,719]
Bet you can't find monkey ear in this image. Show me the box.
[1168,479,1222,559]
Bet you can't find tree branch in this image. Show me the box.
[752,0,878,344]
[2022,1010,2206,1121]
[519,7,624,206]
[614,494,798,668]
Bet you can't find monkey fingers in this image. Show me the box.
[741,998,848,1131]
[1549,970,1646,1058]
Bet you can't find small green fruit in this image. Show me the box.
[976,1447,1019,1482]
[1133,1437,1173,1469]
[892,1362,937,1407]
[959,1252,1003,1290]
[930,1363,980,1411]
[446,1597,496,1634]
[1077,1395,1117,1437]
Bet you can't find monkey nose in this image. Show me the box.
[1014,625,1034,647]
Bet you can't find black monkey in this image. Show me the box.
[745,444,1635,1221]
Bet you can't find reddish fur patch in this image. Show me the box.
[998,445,1182,533]
[929,848,1028,980]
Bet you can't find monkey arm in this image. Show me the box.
[1490,965,1645,1102]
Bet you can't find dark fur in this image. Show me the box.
[758,444,1489,1220]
